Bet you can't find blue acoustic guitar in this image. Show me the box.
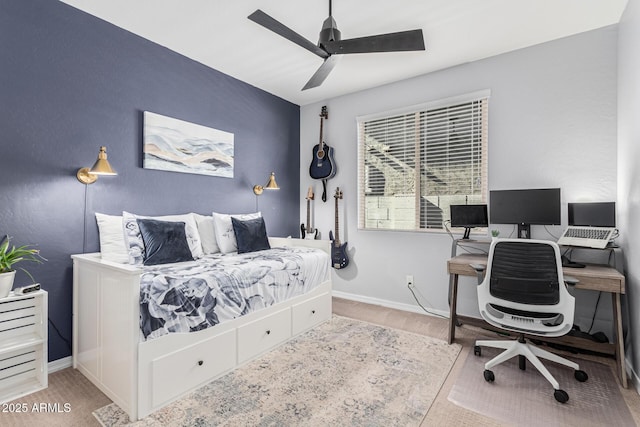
[329,187,349,269]
[309,106,336,201]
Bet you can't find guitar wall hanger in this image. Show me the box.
[309,106,336,202]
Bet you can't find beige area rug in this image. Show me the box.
[94,315,461,426]
[449,346,635,427]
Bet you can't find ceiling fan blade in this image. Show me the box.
[248,9,329,59]
[302,55,341,90]
[321,29,425,54]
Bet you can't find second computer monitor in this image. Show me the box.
[490,188,561,238]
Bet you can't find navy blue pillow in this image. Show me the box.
[231,216,270,254]
[137,219,194,266]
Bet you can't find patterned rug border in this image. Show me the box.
[94,315,462,426]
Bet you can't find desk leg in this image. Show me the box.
[448,273,459,345]
[612,292,628,388]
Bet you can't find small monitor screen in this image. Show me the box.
[490,188,561,225]
[450,205,488,228]
[568,202,615,227]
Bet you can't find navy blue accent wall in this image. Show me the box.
[0,0,300,361]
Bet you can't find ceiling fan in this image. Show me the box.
[248,0,426,91]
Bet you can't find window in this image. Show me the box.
[358,91,489,232]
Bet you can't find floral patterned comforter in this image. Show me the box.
[139,247,330,341]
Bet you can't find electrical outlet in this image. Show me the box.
[406,275,414,287]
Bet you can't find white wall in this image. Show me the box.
[300,26,619,333]
[617,0,640,382]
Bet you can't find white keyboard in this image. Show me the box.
[557,226,615,249]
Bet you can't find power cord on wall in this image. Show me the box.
[543,225,560,241]
[587,291,603,334]
[407,282,447,319]
[83,183,88,253]
[49,318,72,352]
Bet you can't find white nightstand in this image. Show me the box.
[0,290,48,403]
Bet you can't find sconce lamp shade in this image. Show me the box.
[253,172,279,195]
[77,146,117,184]
[90,146,117,175]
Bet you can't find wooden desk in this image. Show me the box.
[447,253,627,388]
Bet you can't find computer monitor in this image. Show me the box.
[450,204,488,239]
[568,202,615,227]
[490,188,561,238]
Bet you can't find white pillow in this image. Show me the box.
[212,211,261,254]
[193,213,219,254]
[122,212,204,265]
[95,213,129,264]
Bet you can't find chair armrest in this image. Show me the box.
[564,275,579,286]
[469,264,486,285]
[470,264,486,272]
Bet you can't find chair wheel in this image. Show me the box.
[474,345,481,356]
[574,370,588,382]
[554,389,569,403]
[483,369,495,382]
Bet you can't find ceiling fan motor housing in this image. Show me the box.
[319,16,341,43]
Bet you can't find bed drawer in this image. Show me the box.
[292,292,331,335]
[237,308,291,364]
[150,328,236,408]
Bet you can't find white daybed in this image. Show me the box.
[72,237,332,421]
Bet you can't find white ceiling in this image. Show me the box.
[59,0,627,106]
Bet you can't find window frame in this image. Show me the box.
[357,90,490,233]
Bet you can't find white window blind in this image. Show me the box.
[358,92,489,232]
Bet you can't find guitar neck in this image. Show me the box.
[306,199,311,230]
[334,195,340,245]
[318,106,327,152]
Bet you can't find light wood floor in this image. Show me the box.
[333,298,640,426]
[4,297,640,426]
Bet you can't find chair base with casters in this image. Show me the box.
[474,333,589,403]
[472,239,591,403]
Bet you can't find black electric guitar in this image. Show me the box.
[309,106,336,202]
[300,186,318,239]
[329,187,349,269]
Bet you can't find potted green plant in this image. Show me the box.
[491,229,500,241]
[0,235,44,298]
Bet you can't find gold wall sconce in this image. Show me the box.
[76,146,117,184]
[253,172,279,195]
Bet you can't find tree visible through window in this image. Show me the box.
[358,92,489,232]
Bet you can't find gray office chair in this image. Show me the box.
[472,239,588,403]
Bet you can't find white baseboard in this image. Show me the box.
[49,356,72,373]
[332,290,450,319]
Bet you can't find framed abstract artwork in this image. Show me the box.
[143,111,234,178]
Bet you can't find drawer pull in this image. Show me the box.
[197,360,204,366]
[266,330,271,335]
